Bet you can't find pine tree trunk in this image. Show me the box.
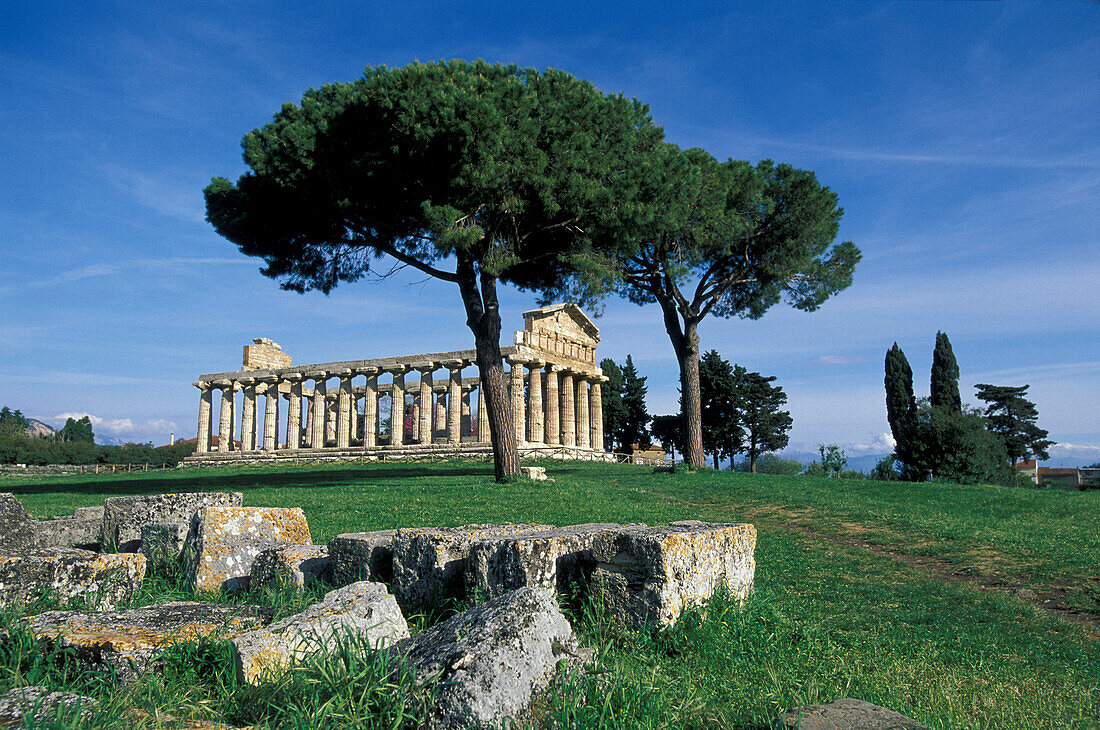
[750,452,758,473]
[456,257,519,481]
[678,323,705,468]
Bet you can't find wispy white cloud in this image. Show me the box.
[101,163,207,222]
[1049,443,1100,457]
[51,412,178,437]
[809,355,866,367]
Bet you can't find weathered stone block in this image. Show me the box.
[0,686,97,727]
[251,544,331,590]
[185,506,312,593]
[327,530,395,586]
[73,506,105,521]
[393,586,582,730]
[520,466,548,481]
[392,524,550,612]
[778,698,927,729]
[465,523,629,600]
[34,514,101,550]
[0,549,144,611]
[140,522,190,573]
[101,492,242,552]
[589,520,756,628]
[23,602,271,685]
[0,492,45,553]
[232,581,408,685]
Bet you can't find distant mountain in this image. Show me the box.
[24,418,57,439]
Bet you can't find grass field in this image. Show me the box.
[2,461,1098,728]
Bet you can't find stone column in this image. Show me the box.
[417,366,434,444]
[303,394,313,447]
[217,381,232,453]
[310,376,326,449]
[510,359,526,445]
[476,380,491,443]
[527,361,544,444]
[241,380,258,451]
[336,371,353,448]
[263,382,279,451]
[228,382,238,450]
[326,398,337,446]
[447,364,462,444]
[590,379,604,451]
[195,382,212,453]
[575,376,590,449]
[390,370,406,446]
[349,387,359,445]
[560,371,576,447]
[544,367,560,445]
[287,377,302,449]
[461,389,472,436]
[363,369,379,447]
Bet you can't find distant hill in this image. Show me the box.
[24,418,57,439]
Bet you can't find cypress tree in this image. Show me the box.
[930,331,962,412]
[885,343,916,463]
[599,358,627,451]
[620,355,651,453]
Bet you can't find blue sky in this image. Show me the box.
[2,2,1097,463]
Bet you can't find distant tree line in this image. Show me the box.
[884,333,1053,485]
[0,406,195,466]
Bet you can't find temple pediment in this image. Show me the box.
[515,304,600,367]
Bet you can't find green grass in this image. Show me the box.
[1,460,1098,728]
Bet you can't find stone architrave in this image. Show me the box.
[391,523,551,613]
[24,602,270,685]
[390,371,406,446]
[0,549,145,611]
[527,361,544,444]
[363,370,379,447]
[447,364,463,444]
[195,383,212,453]
[286,377,303,449]
[0,492,46,553]
[476,381,490,443]
[560,372,576,447]
[232,581,408,685]
[101,492,243,553]
[263,382,279,451]
[310,376,326,449]
[544,367,560,445]
[510,360,526,444]
[465,523,626,600]
[185,506,312,593]
[590,380,604,451]
[251,544,330,589]
[337,371,353,448]
[575,376,590,449]
[417,366,434,444]
[589,521,757,628]
[240,381,257,451]
[392,587,583,730]
[217,381,232,453]
[328,530,396,586]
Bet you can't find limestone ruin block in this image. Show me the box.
[250,543,331,590]
[393,586,583,730]
[778,698,927,729]
[520,465,548,481]
[185,506,312,593]
[327,530,396,586]
[0,686,97,727]
[23,602,271,685]
[232,581,408,685]
[392,524,551,612]
[589,520,756,628]
[140,522,190,572]
[101,492,242,552]
[0,492,46,553]
[0,548,145,611]
[35,506,103,550]
[465,523,630,600]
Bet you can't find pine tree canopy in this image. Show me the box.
[975,383,1054,463]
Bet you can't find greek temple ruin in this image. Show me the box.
[184,304,610,465]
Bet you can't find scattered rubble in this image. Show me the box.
[232,581,408,685]
[184,506,312,593]
[0,549,145,611]
[250,544,331,590]
[393,586,584,730]
[23,602,271,684]
[102,492,242,552]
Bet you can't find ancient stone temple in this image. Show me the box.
[184,305,610,465]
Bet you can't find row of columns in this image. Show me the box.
[195,358,605,454]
